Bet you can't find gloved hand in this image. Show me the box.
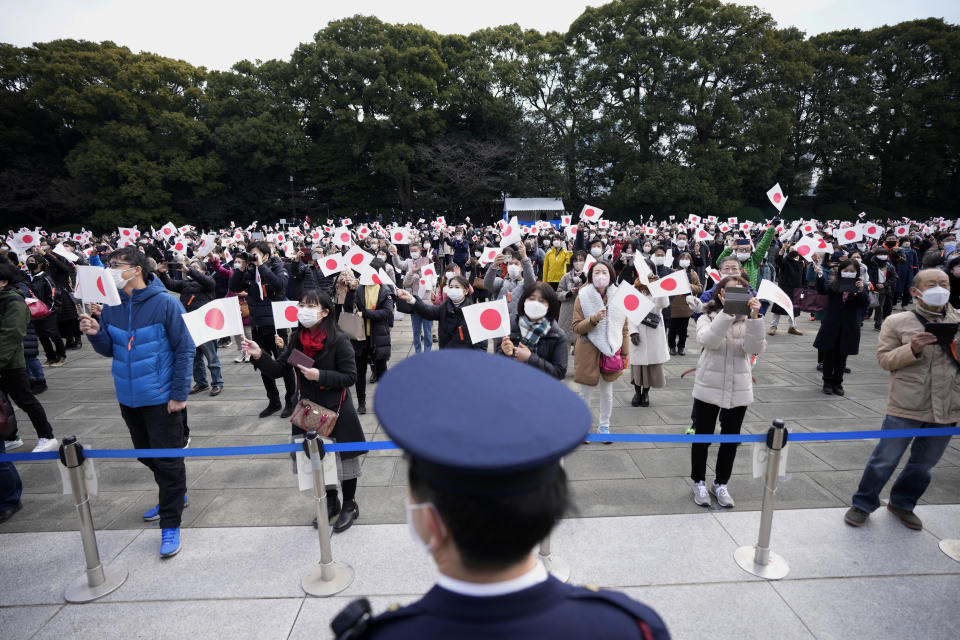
[771,217,782,227]
[630,333,641,346]
[686,295,702,313]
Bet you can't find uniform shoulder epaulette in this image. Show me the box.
[331,597,422,639]
[568,585,669,640]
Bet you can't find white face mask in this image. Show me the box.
[920,286,950,308]
[405,499,440,554]
[679,259,691,268]
[297,307,320,328]
[423,243,431,249]
[590,247,602,257]
[507,264,522,278]
[876,254,888,261]
[841,271,857,279]
[676,240,686,248]
[642,246,651,254]
[542,240,550,247]
[109,267,134,290]
[474,252,481,257]
[444,271,454,280]
[593,272,610,289]
[524,299,548,320]
[410,252,420,259]
[652,256,664,266]
[573,261,584,271]
[552,241,563,249]
[445,286,465,303]
[736,252,751,261]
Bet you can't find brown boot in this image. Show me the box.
[788,327,804,335]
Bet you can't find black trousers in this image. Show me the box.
[667,316,690,351]
[690,399,747,485]
[354,342,387,403]
[874,291,892,328]
[253,326,296,404]
[0,368,54,439]
[822,349,848,386]
[119,403,187,528]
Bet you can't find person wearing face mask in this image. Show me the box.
[627,265,670,407]
[444,230,470,276]
[768,242,806,337]
[78,247,195,558]
[844,269,960,531]
[867,248,898,331]
[667,252,702,356]
[23,255,67,367]
[484,246,535,325]
[572,262,630,441]
[38,241,86,351]
[333,351,669,639]
[557,251,587,347]
[497,283,567,379]
[543,237,573,290]
[812,259,869,395]
[395,276,487,350]
[890,247,915,310]
[344,260,395,415]
[243,290,366,533]
[714,220,779,290]
[398,244,438,353]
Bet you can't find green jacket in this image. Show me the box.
[717,226,776,289]
[0,287,28,371]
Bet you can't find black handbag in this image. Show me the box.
[640,311,661,329]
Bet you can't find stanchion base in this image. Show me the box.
[540,555,571,583]
[64,567,128,603]
[734,546,789,580]
[302,561,355,597]
[939,539,960,563]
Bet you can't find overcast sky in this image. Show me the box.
[2,0,957,71]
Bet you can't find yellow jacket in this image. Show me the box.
[543,248,573,283]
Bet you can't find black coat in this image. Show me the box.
[495,317,568,379]
[396,296,488,350]
[812,277,869,355]
[344,284,395,361]
[867,259,899,293]
[159,268,215,312]
[14,282,39,359]
[229,257,289,329]
[253,329,365,460]
[43,251,81,319]
[775,254,805,290]
[287,259,335,300]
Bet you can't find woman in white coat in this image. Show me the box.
[690,275,766,509]
[628,267,670,407]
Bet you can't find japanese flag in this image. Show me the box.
[645,226,657,236]
[421,262,439,279]
[800,220,818,235]
[160,222,178,238]
[757,279,794,319]
[766,183,788,212]
[118,227,139,240]
[343,246,373,272]
[893,225,909,237]
[739,222,752,233]
[647,270,692,297]
[195,234,216,257]
[565,225,578,240]
[479,246,502,266]
[435,216,446,227]
[718,223,731,233]
[461,298,511,344]
[693,227,714,242]
[611,285,655,325]
[75,265,122,306]
[333,227,353,247]
[171,237,189,254]
[794,236,831,262]
[779,220,800,242]
[705,267,722,283]
[583,253,598,274]
[500,217,523,248]
[561,215,572,227]
[707,215,718,223]
[598,219,610,229]
[13,230,38,248]
[390,227,411,245]
[117,236,136,248]
[341,217,353,226]
[233,231,244,242]
[836,226,863,245]
[272,300,300,330]
[580,205,603,221]
[728,217,738,226]
[53,243,79,263]
[688,214,702,225]
[858,212,866,219]
[359,267,395,287]
[319,253,345,277]
[182,298,242,345]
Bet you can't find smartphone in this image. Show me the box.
[167,262,180,270]
[926,322,958,346]
[723,286,751,316]
[288,348,314,369]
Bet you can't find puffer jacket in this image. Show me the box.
[88,275,195,407]
[693,311,766,409]
[877,305,960,424]
[228,256,289,329]
[0,287,29,370]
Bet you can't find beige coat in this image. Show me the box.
[878,306,960,424]
[572,296,630,386]
[693,312,766,409]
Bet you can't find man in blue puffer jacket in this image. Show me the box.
[80,246,194,558]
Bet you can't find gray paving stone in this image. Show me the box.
[0,605,63,640]
[703,472,845,510]
[923,467,960,504]
[750,401,857,420]
[628,447,691,478]
[0,491,138,534]
[289,596,421,640]
[802,441,885,470]
[190,458,297,490]
[103,488,221,530]
[192,488,315,527]
[562,449,644,480]
[569,477,707,517]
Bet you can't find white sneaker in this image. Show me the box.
[182,437,192,449]
[32,437,59,453]
[693,481,711,506]
[712,483,735,508]
[233,352,246,363]
[4,436,23,451]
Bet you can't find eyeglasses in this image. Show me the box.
[108,262,133,269]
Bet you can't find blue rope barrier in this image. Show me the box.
[1,427,957,462]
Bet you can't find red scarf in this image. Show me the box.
[299,326,327,359]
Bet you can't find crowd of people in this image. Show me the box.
[1,212,958,558]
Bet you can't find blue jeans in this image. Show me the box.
[852,415,954,512]
[411,313,433,354]
[26,356,44,382]
[0,437,22,510]
[193,340,223,387]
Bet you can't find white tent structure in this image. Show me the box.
[503,198,566,223]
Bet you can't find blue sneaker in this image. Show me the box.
[160,527,181,558]
[143,494,188,522]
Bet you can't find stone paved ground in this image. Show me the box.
[2,309,960,534]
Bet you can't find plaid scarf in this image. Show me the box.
[518,315,550,349]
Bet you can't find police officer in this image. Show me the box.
[332,350,670,639]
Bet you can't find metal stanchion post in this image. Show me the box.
[60,436,127,603]
[301,431,355,596]
[538,534,570,583]
[734,419,790,579]
[939,539,960,563]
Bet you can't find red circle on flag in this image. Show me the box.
[698,230,707,239]
[661,278,677,292]
[351,254,364,265]
[867,226,876,234]
[394,232,403,241]
[340,233,350,242]
[372,274,383,285]
[420,279,426,286]
[175,243,184,251]
[205,308,225,330]
[134,230,140,237]
[122,230,130,236]
[585,208,595,217]
[284,306,298,322]
[96,276,106,296]
[487,250,496,259]
[797,245,811,256]
[480,309,502,331]
[817,239,827,249]
[22,235,34,244]
[325,258,338,270]
[164,228,172,235]
[624,294,640,311]
[503,225,512,236]
[773,193,782,203]
[844,230,856,240]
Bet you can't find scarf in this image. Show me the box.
[299,326,327,359]
[578,283,625,356]
[518,316,550,349]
